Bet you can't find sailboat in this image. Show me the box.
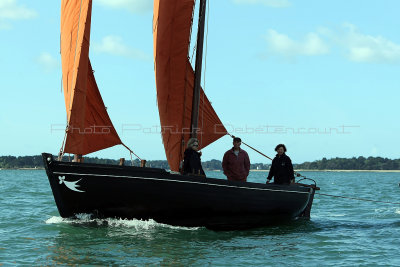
[42,0,318,230]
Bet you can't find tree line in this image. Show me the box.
[0,155,266,170]
[295,156,400,170]
[0,155,399,170]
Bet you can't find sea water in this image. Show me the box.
[1,170,400,266]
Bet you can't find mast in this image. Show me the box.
[190,0,207,139]
[153,0,227,171]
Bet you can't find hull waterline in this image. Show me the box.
[42,153,316,230]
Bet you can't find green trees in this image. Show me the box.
[0,156,43,169]
[295,156,400,170]
[0,155,399,170]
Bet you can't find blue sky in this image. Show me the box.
[0,0,399,163]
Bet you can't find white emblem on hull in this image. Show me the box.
[58,176,85,193]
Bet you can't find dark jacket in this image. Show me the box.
[267,153,294,184]
[183,148,205,176]
[222,148,250,182]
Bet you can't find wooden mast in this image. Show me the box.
[190,0,207,139]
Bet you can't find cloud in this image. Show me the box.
[265,29,329,57]
[263,24,400,64]
[233,0,291,8]
[93,35,150,61]
[96,0,152,14]
[338,23,400,64]
[37,52,59,72]
[0,0,37,21]
[0,21,11,29]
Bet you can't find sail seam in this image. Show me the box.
[53,172,310,194]
[68,0,84,121]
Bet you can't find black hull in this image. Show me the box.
[42,153,316,230]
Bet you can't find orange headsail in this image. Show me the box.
[60,0,121,155]
[153,0,227,171]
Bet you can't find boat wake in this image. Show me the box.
[45,214,201,231]
[312,212,346,219]
[374,207,400,215]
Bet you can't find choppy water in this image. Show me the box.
[1,170,400,266]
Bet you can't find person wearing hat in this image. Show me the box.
[222,137,250,182]
[266,144,295,185]
[183,138,205,176]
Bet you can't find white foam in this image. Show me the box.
[45,215,200,231]
[312,212,346,218]
[327,213,346,217]
[374,207,398,213]
[45,216,66,224]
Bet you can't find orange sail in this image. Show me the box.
[60,0,121,155]
[153,0,227,171]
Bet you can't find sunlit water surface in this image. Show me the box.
[1,170,400,265]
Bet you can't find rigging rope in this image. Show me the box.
[227,135,400,206]
[227,133,310,179]
[122,143,142,161]
[129,150,134,166]
[200,0,210,147]
[189,0,197,64]
[58,127,68,161]
[190,44,197,65]
[228,133,273,160]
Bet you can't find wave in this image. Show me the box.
[45,214,201,231]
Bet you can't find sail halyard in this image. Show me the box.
[191,0,207,139]
[60,0,122,155]
[153,0,227,172]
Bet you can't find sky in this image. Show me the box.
[0,0,399,164]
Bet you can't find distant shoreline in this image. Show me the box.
[248,169,400,173]
[2,168,399,173]
[2,155,399,171]
[294,169,400,173]
[0,167,44,170]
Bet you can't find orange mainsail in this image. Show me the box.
[153,0,227,171]
[60,0,121,155]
